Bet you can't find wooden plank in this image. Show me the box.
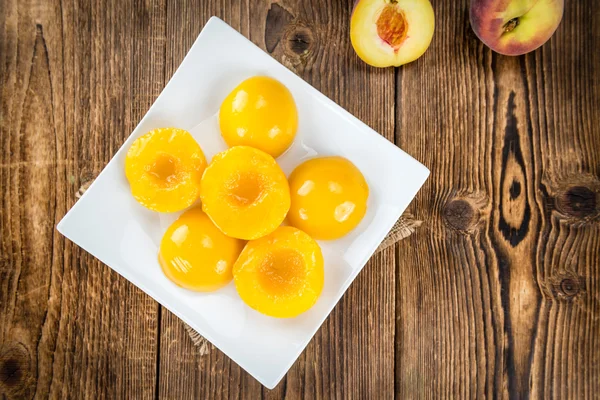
[525,3,600,399]
[254,1,397,397]
[395,0,600,398]
[0,7,65,399]
[2,0,598,398]
[394,1,497,394]
[156,1,396,398]
[0,0,164,398]
[157,2,265,400]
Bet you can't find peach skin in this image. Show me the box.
[470,0,564,56]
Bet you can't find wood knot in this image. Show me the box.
[285,28,313,55]
[543,273,586,301]
[509,180,521,199]
[0,343,30,394]
[560,278,580,298]
[443,199,476,231]
[283,24,316,60]
[556,186,598,219]
[264,4,316,69]
[0,358,22,387]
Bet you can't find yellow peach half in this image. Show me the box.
[159,208,244,292]
[287,156,369,240]
[350,0,435,68]
[219,76,298,158]
[125,128,206,213]
[233,226,324,318]
[200,146,290,240]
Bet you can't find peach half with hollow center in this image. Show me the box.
[350,0,435,68]
[200,146,290,240]
[125,127,207,213]
[233,226,324,318]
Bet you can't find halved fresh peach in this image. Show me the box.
[200,146,290,240]
[350,0,435,68]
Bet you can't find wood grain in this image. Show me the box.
[1,0,599,399]
[395,1,600,399]
[1,0,162,398]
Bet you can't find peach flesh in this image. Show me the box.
[257,250,306,296]
[350,0,435,67]
[148,154,178,185]
[377,5,408,49]
[228,173,264,206]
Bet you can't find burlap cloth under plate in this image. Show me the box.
[77,181,422,355]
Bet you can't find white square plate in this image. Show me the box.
[58,17,429,389]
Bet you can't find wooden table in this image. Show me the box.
[1,0,598,398]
